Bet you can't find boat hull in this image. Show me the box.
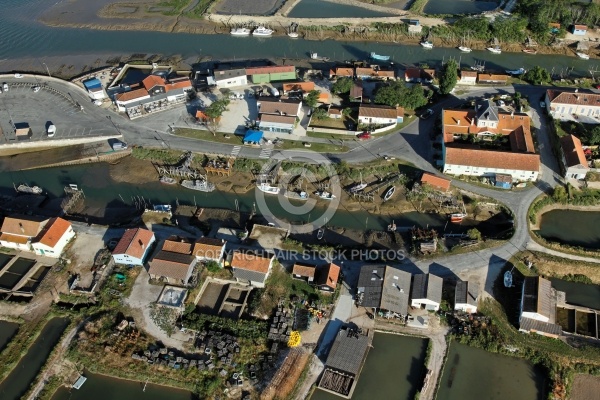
[458,46,472,53]
[487,47,501,54]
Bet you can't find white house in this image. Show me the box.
[560,134,589,179]
[358,105,403,126]
[229,251,274,288]
[0,215,48,251]
[259,114,296,134]
[112,228,156,266]
[148,239,197,285]
[546,89,600,122]
[410,273,443,311]
[213,69,247,88]
[454,281,478,313]
[193,237,226,265]
[114,75,191,112]
[443,147,540,181]
[257,98,301,135]
[519,276,562,338]
[32,217,75,257]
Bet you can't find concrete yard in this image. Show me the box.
[0,77,118,143]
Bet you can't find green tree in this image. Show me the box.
[374,81,429,110]
[332,77,353,94]
[312,108,329,120]
[586,126,600,145]
[204,98,230,134]
[523,66,551,85]
[467,228,482,241]
[439,59,458,95]
[305,90,321,108]
[204,260,221,273]
[552,185,568,202]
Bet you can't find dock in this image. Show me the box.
[72,375,87,389]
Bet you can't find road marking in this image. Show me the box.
[259,148,272,159]
[231,145,241,156]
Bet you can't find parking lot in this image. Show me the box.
[0,78,118,142]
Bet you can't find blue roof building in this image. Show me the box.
[82,78,105,100]
[243,130,263,144]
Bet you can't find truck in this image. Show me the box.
[47,124,56,137]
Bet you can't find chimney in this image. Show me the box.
[139,239,144,250]
[471,118,474,126]
[19,223,24,234]
[456,119,461,125]
[511,110,514,119]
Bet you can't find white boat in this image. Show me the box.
[577,52,590,60]
[420,41,433,49]
[449,213,467,223]
[16,183,43,195]
[315,190,336,200]
[504,270,513,287]
[153,204,172,213]
[258,182,280,194]
[310,52,330,61]
[253,26,274,37]
[159,176,177,185]
[383,186,395,202]
[181,179,215,192]
[387,221,397,232]
[349,173,367,193]
[506,67,526,75]
[231,27,251,36]
[487,46,502,54]
[288,32,299,38]
[370,52,390,61]
[317,229,324,240]
[284,189,308,200]
[458,46,472,53]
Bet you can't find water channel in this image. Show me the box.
[0,320,19,352]
[0,317,69,400]
[288,0,395,18]
[423,0,498,15]
[551,278,600,310]
[1,0,600,77]
[51,371,194,400]
[437,343,545,400]
[311,333,428,400]
[537,210,600,250]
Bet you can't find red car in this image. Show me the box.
[357,131,371,140]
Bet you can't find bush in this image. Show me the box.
[204,260,220,273]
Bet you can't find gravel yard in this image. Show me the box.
[213,0,285,15]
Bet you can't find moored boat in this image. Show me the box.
[522,48,537,54]
[310,52,330,61]
[457,46,472,53]
[284,189,308,200]
[159,176,177,185]
[577,52,590,60]
[253,26,274,37]
[257,182,280,195]
[315,190,336,200]
[16,183,42,195]
[230,27,251,36]
[506,67,526,75]
[487,46,502,54]
[420,40,433,49]
[383,186,395,202]
[449,213,467,223]
[370,52,390,61]
[181,179,216,192]
[504,270,513,287]
[288,32,299,38]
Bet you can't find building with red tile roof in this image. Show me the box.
[148,238,197,285]
[32,217,75,258]
[292,263,316,282]
[112,228,156,266]
[193,237,226,264]
[0,215,48,251]
[560,134,589,179]
[545,89,600,122]
[358,105,404,126]
[316,262,341,292]
[420,172,451,192]
[282,82,315,94]
[229,251,274,288]
[477,73,508,84]
[114,74,191,112]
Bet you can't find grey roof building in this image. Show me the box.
[454,281,479,313]
[356,266,385,307]
[323,326,370,376]
[381,267,411,316]
[410,273,443,311]
[475,99,499,126]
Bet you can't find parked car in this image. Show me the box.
[421,109,434,119]
[47,124,56,137]
[32,86,40,93]
[93,99,102,106]
[539,101,546,108]
[112,141,128,150]
[14,73,23,78]
[3,83,8,92]
[357,131,371,140]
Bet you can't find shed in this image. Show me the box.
[15,126,31,137]
[494,173,512,189]
[571,24,587,36]
[243,130,263,144]
[83,78,102,90]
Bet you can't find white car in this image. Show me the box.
[93,99,102,106]
[540,101,546,108]
[32,86,40,93]
[14,73,23,78]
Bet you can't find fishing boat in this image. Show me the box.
[252,26,274,37]
[449,213,467,223]
[181,179,216,192]
[257,182,280,195]
[370,52,390,61]
[288,32,299,38]
[522,48,537,55]
[16,183,43,195]
[349,173,367,193]
[577,52,590,60]
[153,204,172,213]
[317,229,324,240]
[309,52,330,61]
[159,176,177,185]
[284,189,308,200]
[504,270,513,287]
[487,46,502,54]
[470,61,485,72]
[458,46,472,53]
[387,221,397,232]
[230,27,251,36]
[383,186,395,202]
[420,40,433,49]
[315,190,336,200]
[506,67,526,75]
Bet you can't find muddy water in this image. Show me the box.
[537,210,600,249]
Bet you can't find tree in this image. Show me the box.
[204,98,230,134]
[439,59,458,95]
[332,77,353,94]
[552,185,568,203]
[374,81,429,110]
[467,228,482,241]
[586,126,600,145]
[312,108,329,120]
[305,90,321,108]
[205,260,221,273]
[523,66,551,85]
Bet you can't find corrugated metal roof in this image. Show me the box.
[381,267,411,315]
[357,266,384,307]
[324,326,370,376]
